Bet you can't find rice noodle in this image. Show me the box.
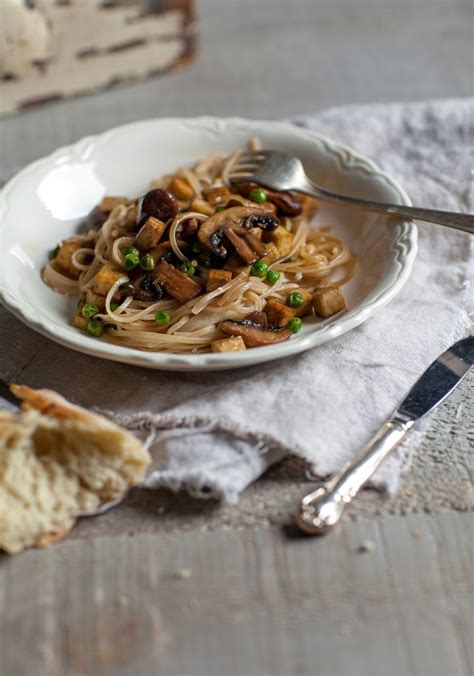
[169,212,208,262]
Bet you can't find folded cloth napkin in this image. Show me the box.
[1,99,472,502]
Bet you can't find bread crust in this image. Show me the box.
[0,385,151,555]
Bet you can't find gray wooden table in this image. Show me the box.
[1,2,473,675]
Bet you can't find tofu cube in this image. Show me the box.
[206,269,233,292]
[203,186,230,206]
[73,306,89,331]
[55,237,84,280]
[292,287,314,317]
[86,289,107,312]
[190,198,214,216]
[263,225,293,259]
[313,286,346,318]
[93,264,126,296]
[264,297,296,328]
[299,194,318,221]
[134,217,167,251]
[153,261,202,303]
[223,255,251,278]
[168,176,194,201]
[124,205,138,230]
[211,336,247,353]
[260,242,280,266]
[99,196,132,213]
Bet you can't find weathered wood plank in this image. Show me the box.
[1,513,472,676]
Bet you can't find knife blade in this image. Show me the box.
[395,335,474,424]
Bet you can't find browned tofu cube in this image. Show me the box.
[263,225,293,259]
[99,196,132,213]
[224,255,251,278]
[86,289,107,312]
[124,205,138,230]
[190,198,214,216]
[55,237,85,280]
[93,264,126,296]
[292,287,314,317]
[260,242,280,266]
[206,269,233,292]
[168,176,194,201]
[299,194,318,221]
[153,261,202,303]
[134,217,167,251]
[203,186,230,206]
[73,306,89,331]
[264,297,297,328]
[211,336,246,353]
[313,286,346,318]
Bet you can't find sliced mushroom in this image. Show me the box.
[236,183,302,217]
[121,272,164,302]
[180,217,200,240]
[242,231,268,258]
[198,207,279,260]
[245,311,268,328]
[222,194,277,215]
[225,228,260,264]
[218,319,291,347]
[149,239,187,264]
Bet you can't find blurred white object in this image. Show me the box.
[0,0,195,116]
[0,0,51,76]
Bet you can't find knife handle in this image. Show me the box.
[295,417,412,534]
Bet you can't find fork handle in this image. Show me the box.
[303,182,474,235]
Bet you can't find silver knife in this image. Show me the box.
[295,335,474,535]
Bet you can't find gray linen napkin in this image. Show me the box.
[1,99,472,502]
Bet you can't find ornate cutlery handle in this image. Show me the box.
[295,417,413,534]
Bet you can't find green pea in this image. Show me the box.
[266,269,280,285]
[81,303,99,319]
[124,252,140,270]
[48,245,60,260]
[191,241,202,254]
[155,310,171,326]
[249,187,268,204]
[110,303,119,312]
[140,254,155,271]
[286,291,304,308]
[251,259,269,278]
[180,261,196,277]
[287,317,303,334]
[87,319,104,337]
[124,246,140,257]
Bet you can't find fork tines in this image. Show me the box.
[229,151,267,181]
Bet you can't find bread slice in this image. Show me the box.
[0,385,151,555]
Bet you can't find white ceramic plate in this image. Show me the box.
[0,117,417,371]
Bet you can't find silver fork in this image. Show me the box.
[229,150,474,235]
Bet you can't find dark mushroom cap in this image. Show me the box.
[137,189,179,227]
